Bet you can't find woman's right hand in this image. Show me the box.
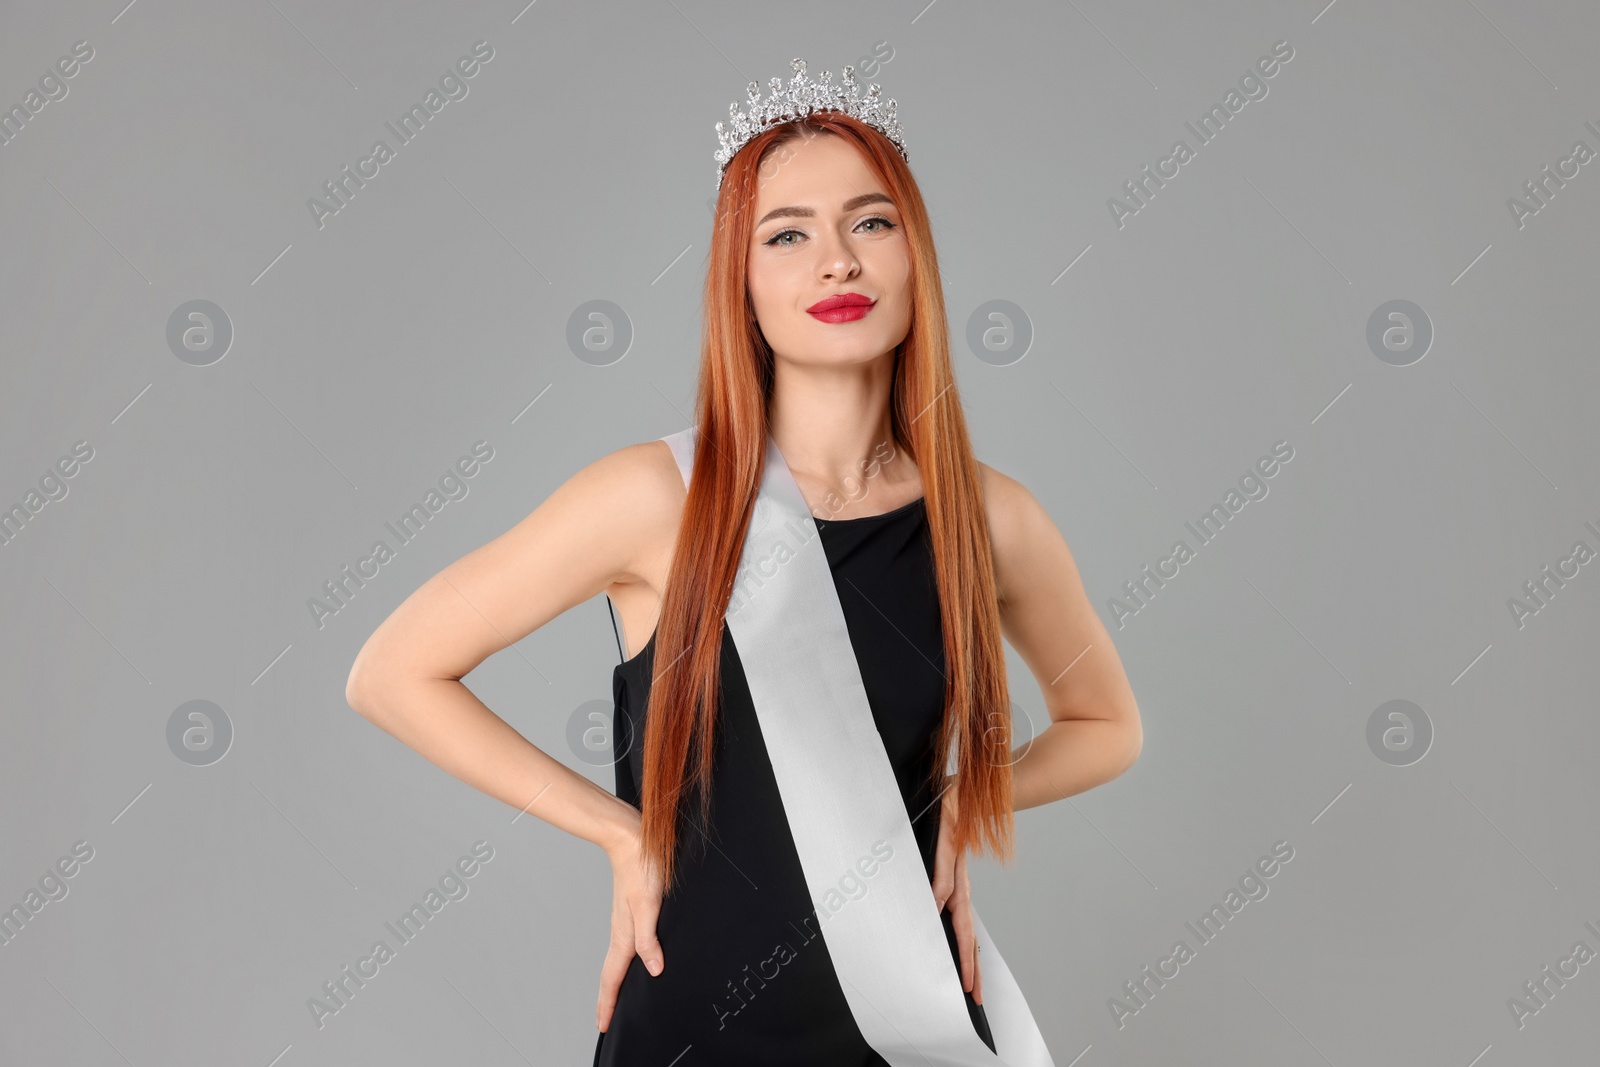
[596,821,667,1032]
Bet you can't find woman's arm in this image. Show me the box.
[980,464,1143,811]
[344,440,681,857]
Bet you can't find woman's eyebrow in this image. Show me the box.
[755,192,894,229]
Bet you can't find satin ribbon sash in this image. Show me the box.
[660,427,1055,1067]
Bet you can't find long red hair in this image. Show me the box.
[639,112,1015,894]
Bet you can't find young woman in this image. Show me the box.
[346,59,1141,1066]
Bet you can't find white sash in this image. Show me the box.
[660,426,1055,1067]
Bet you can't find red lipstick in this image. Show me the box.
[807,293,875,323]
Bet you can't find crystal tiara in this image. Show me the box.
[713,56,909,189]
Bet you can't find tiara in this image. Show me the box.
[713,56,908,189]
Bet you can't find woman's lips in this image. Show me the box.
[807,294,876,323]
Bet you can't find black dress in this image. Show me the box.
[593,496,995,1066]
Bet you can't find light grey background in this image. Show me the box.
[3,1,1597,1064]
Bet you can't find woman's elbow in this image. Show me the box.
[344,640,392,720]
[345,665,379,720]
[1118,719,1143,775]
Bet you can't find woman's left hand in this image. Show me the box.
[931,775,982,1004]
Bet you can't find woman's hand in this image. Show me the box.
[931,775,982,1005]
[596,819,666,1032]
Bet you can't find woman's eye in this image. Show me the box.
[763,216,896,247]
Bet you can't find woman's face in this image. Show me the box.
[744,131,912,367]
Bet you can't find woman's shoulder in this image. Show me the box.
[581,438,688,584]
[589,437,685,505]
[974,460,1068,607]
[974,460,1034,530]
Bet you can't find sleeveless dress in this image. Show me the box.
[593,495,996,1066]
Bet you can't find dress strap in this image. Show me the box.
[603,596,626,664]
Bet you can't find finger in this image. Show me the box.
[955,846,983,1006]
[931,834,955,911]
[931,809,957,911]
[936,780,961,913]
[954,908,975,993]
[633,899,665,976]
[950,852,975,993]
[596,941,631,1031]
